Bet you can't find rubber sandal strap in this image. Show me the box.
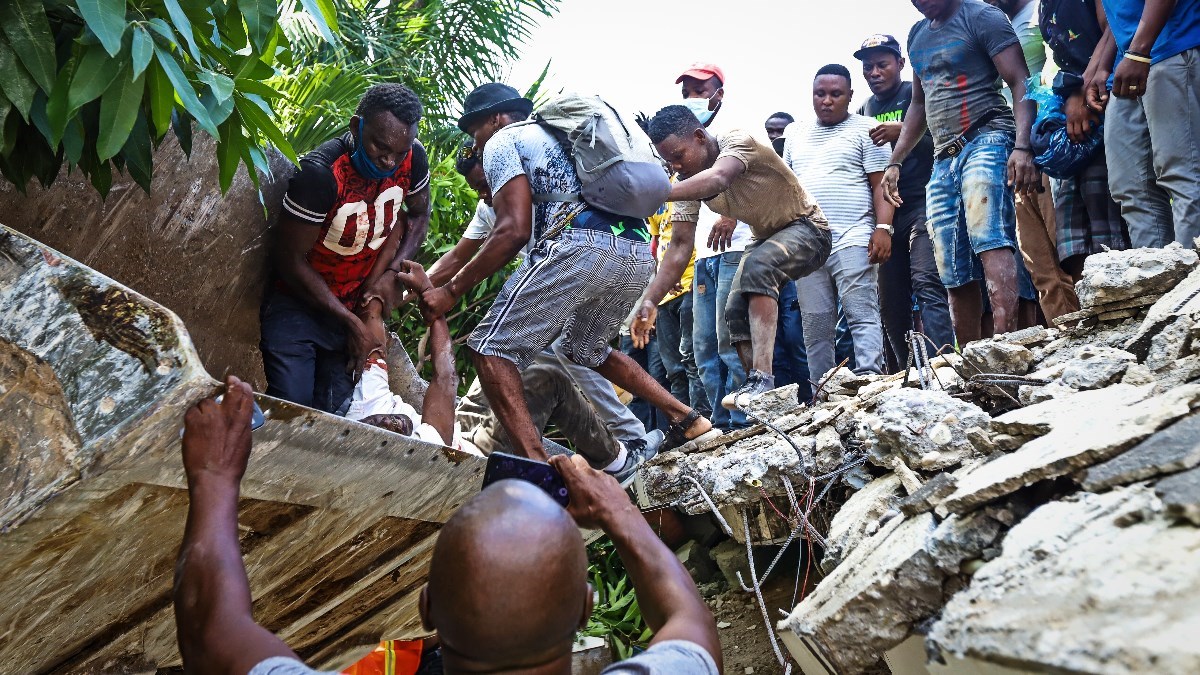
[664,409,702,450]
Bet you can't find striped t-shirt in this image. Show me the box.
[782,115,890,254]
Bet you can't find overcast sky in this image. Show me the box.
[504,0,927,141]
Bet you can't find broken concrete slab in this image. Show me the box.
[1082,413,1200,491]
[867,389,991,472]
[991,326,1056,347]
[1052,295,1160,327]
[1074,243,1198,309]
[961,340,1035,376]
[821,474,903,573]
[1059,345,1136,390]
[1156,465,1200,526]
[928,487,1200,674]
[1145,313,1195,371]
[0,227,485,672]
[898,473,958,518]
[991,383,1152,437]
[1127,264,1200,356]
[641,432,818,515]
[744,383,802,419]
[779,510,1003,674]
[941,384,1200,515]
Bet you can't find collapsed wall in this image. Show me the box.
[641,243,1200,674]
[0,225,484,672]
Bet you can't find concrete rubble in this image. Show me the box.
[639,245,1200,674]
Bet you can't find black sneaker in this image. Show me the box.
[608,430,665,487]
[720,370,776,410]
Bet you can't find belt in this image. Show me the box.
[934,109,1004,161]
[567,209,650,242]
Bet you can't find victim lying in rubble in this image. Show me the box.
[636,245,1200,674]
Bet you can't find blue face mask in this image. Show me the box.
[351,118,399,180]
[683,94,717,125]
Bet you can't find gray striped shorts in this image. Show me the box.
[468,228,655,369]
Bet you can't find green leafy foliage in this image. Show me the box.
[267,0,559,387]
[580,538,652,660]
[0,0,309,196]
[387,153,517,394]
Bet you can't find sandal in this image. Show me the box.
[663,409,722,451]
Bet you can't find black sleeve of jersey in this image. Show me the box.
[282,160,337,224]
[408,140,431,194]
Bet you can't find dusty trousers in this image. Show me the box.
[457,361,620,468]
[1014,175,1079,322]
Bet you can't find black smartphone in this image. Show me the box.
[481,452,570,507]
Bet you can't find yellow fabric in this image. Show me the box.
[647,200,696,305]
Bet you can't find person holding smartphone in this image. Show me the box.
[173,381,722,674]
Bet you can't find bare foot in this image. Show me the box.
[182,376,254,485]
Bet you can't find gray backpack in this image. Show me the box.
[527,92,670,219]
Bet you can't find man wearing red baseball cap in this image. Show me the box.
[669,63,759,429]
[676,63,726,125]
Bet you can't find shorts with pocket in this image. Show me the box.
[926,130,1018,289]
[725,218,832,344]
[468,228,655,369]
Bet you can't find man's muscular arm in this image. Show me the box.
[419,175,533,317]
[395,188,432,263]
[667,156,746,202]
[272,215,377,374]
[882,76,929,207]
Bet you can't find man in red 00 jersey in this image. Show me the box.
[260,83,432,414]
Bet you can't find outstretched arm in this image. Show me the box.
[882,76,929,207]
[667,156,746,202]
[175,377,299,674]
[630,220,697,348]
[422,316,458,446]
[397,260,458,445]
[419,176,533,318]
[395,188,432,264]
[551,455,722,668]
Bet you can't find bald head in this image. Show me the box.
[424,480,590,670]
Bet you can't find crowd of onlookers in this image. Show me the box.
[624,0,1200,435]
[170,1,1200,673]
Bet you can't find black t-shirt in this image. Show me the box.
[858,81,934,206]
[1040,0,1103,97]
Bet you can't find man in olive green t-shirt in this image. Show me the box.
[642,105,833,410]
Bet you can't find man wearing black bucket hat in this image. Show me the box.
[408,83,720,472]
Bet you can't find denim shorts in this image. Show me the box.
[926,130,1018,289]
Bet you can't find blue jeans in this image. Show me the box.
[926,130,1018,289]
[656,291,710,416]
[774,281,812,400]
[692,252,747,429]
[621,333,670,433]
[260,292,354,415]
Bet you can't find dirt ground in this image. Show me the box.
[704,546,819,675]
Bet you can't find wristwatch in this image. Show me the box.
[876,223,894,236]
